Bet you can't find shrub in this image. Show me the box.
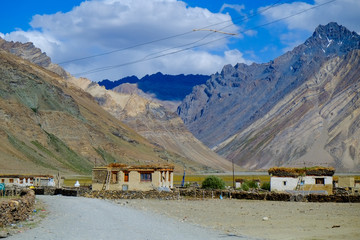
[201,176,225,190]
[261,182,271,191]
[246,180,259,189]
[241,182,249,191]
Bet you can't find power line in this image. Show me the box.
[72,0,337,76]
[58,0,284,65]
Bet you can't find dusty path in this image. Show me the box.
[8,195,258,240]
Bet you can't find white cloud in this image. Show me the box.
[261,0,360,33]
[1,0,246,81]
[219,4,245,15]
[260,0,360,53]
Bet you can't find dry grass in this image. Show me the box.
[63,176,92,187]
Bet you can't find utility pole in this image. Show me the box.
[232,159,235,189]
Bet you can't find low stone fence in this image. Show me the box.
[84,188,360,203]
[34,186,91,197]
[84,190,178,200]
[0,187,24,197]
[0,189,35,227]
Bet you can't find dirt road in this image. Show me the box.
[8,195,257,240]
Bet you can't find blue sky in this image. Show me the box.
[1,0,359,81]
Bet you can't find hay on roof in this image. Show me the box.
[268,167,335,177]
[105,163,174,171]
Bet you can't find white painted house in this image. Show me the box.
[268,167,335,195]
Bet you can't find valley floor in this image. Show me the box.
[122,198,360,240]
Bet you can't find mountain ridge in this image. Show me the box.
[0,49,184,175]
[216,49,360,170]
[0,37,234,173]
[177,22,360,171]
[178,22,360,148]
[98,72,210,102]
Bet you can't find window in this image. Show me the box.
[140,172,152,182]
[283,181,287,186]
[124,171,129,182]
[316,178,325,185]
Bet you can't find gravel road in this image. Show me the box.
[8,195,258,240]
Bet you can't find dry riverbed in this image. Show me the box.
[120,198,360,240]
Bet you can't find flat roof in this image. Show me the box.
[93,163,174,172]
[268,167,335,177]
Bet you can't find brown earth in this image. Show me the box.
[123,198,360,240]
[0,49,200,175]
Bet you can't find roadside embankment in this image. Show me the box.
[0,189,35,227]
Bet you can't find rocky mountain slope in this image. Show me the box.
[178,22,360,171]
[66,78,234,172]
[0,49,208,175]
[0,37,233,173]
[178,23,360,148]
[216,50,360,170]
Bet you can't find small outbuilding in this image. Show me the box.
[268,167,335,195]
[92,163,174,191]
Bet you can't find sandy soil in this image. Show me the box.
[121,198,360,240]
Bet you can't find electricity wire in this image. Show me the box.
[72,0,337,76]
[58,0,284,65]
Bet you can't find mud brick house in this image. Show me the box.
[92,163,174,191]
[0,174,60,187]
[268,167,335,195]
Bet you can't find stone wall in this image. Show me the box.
[0,189,35,227]
[84,190,178,200]
[34,187,90,197]
[84,188,360,203]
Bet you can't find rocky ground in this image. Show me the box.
[0,198,47,238]
[121,198,360,240]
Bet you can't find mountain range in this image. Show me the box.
[0,37,233,174]
[1,22,359,173]
[0,49,180,175]
[178,22,360,171]
[99,73,210,101]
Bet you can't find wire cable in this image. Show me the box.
[58,0,285,65]
[72,0,337,76]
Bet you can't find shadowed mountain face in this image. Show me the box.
[178,22,360,171]
[99,72,210,102]
[0,49,208,175]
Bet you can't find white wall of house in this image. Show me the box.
[271,177,299,191]
[271,176,333,192]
